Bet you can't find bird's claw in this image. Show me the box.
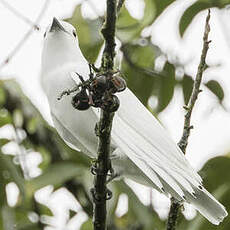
[106,172,119,184]
[90,188,113,204]
[90,164,98,175]
[105,189,113,200]
[90,159,104,176]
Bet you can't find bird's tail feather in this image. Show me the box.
[184,187,227,225]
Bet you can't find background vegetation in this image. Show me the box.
[0,0,230,229]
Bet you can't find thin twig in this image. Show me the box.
[92,1,117,230]
[0,0,50,70]
[0,0,40,30]
[166,9,211,230]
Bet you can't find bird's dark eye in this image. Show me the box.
[73,31,76,37]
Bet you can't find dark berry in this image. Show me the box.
[90,75,107,95]
[72,89,90,110]
[110,73,126,93]
[102,95,120,112]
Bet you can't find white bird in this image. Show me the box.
[41,18,227,225]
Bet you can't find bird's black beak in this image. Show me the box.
[50,17,65,32]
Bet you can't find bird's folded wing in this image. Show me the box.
[109,89,202,198]
[107,89,227,224]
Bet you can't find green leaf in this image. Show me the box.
[37,146,51,171]
[157,62,176,112]
[179,1,230,36]
[122,61,155,106]
[0,153,25,197]
[114,181,164,229]
[26,117,38,134]
[81,219,93,230]
[0,86,6,106]
[65,5,103,63]
[0,109,12,127]
[37,202,53,216]
[14,208,40,230]
[142,0,157,26]
[1,205,15,230]
[0,138,10,147]
[69,209,77,219]
[121,42,158,106]
[117,6,140,42]
[181,74,194,105]
[27,162,83,194]
[205,80,224,102]
[154,0,175,18]
[117,0,156,42]
[124,42,156,68]
[13,109,23,128]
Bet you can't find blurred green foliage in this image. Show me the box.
[0,0,230,229]
[179,0,230,37]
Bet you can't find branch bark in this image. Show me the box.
[166,9,211,230]
[101,0,117,71]
[92,1,117,230]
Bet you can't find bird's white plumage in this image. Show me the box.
[41,18,227,225]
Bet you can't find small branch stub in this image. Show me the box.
[166,9,211,230]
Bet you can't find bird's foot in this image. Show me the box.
[107,160,119,184]
[106,172,119,184]
[90,159,103,175]
[90,188,113,204]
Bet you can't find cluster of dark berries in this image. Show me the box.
[71,67,126,112]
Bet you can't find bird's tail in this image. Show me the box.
[184,187,227,225]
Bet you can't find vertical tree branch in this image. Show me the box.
[92,1,117,230]
[101,0,117,71]
[166,9,211,230]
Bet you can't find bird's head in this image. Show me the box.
[44,17,78,42]
[42,18,82,75]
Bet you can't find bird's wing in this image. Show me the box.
[110,89,202,198]
[108,88,227,224]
